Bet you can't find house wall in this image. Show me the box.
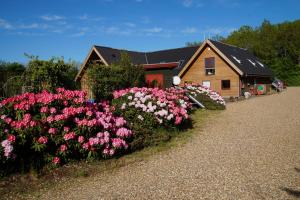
[80,71,93,99]
[180,45,240,97]
[145,69,174,88]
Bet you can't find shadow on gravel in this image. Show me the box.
[281,187,300,198]
[280,167,300,198]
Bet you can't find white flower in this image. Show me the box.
[128,96,133,100]
[137,115,144,121]
[121,103,126,110]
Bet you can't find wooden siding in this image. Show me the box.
[181,45,240,97]
[80,72,93,99]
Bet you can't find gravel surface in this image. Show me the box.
[35,88,300,200]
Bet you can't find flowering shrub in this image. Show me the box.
[185,84,226,110]
[112,87,192,150]
[0,88,132,175]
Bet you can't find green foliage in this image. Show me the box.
[87,52,145,100]
[224,19,300,86]
[25,57,79,92]
[0,61,26,98]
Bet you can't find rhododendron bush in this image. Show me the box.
[0,88,132,175]
[112,87,192,150]
[185,84,226,110]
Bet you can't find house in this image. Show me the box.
[75,39,273,98]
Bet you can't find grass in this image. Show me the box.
[0,109,220,199]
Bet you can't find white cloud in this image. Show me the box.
[79,14,88,20]
[71,31,85,37]
[0,18,13,29]
[182,0,193,7]
[124,22,136,28]
[144,27,162,33]
[19,23,39,29]
[41,15,65,21]
[182,27,198,34]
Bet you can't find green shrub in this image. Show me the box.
[87,52,145,101]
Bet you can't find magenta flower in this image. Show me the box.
[52,157,60,165]
[38,136,48,144]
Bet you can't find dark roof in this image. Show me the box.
[94,45,199,73]
[209,40,273,76]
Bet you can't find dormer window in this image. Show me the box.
[205,57,215,75]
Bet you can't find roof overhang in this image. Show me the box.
[178,39,244,77]
[75,46,109,82]
[143,62,179,70]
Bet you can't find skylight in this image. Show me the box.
[247,59,256,66]
[231,55,241,64]
[256,60,264,67]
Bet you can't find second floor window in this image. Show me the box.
[205,57,215,75]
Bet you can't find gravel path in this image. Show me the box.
[37,88,300,200]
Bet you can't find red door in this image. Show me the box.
[145,74,164,88]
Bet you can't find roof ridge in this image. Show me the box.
[146,45,199,53]
[94,45,199,54]
[94,45,146,54]
[209,39,248,51]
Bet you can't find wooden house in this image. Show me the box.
[75,39,273,98]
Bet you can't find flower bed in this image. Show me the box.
[185,84,226,110]
[0,88,132,176]
[112,87,192,150]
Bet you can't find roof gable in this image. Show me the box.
[179,39,273,77]
[209,40,273,76]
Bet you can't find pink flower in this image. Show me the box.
[52,157,60,165]
[109,149,115,156]
[50,107,57,114]
[1,139,13,158]
[7,135,16,143]
[29,120,37,127]
[64,132,76,141]
[46,116,54,123]
[78,136,85,143]
[40,106,49,113]
[86,110,93,117]
[38,136,48,144]
[115,117,126,127]
[82,142,89,150]
[116,128,132,138]
[48,128,57,135]
[63,126,70,132]
[60,144,67,152]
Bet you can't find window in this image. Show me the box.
[222,80,230,90]
[205,57,215,75]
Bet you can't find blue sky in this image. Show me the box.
[0,0,299,64]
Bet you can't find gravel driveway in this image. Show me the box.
[37,88,300,200]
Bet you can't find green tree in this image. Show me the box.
[25,57,79,92]
[88,52,145,101]
[0,61,26,98]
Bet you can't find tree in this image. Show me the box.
[0,61,26,98]
[88,52,145,101]
[25,57,79,92]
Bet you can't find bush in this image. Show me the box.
[112,87,192,150]
[0,88,132,176]
[185,84,226,110]
[25,57,79,93]
[87,52,145,101]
